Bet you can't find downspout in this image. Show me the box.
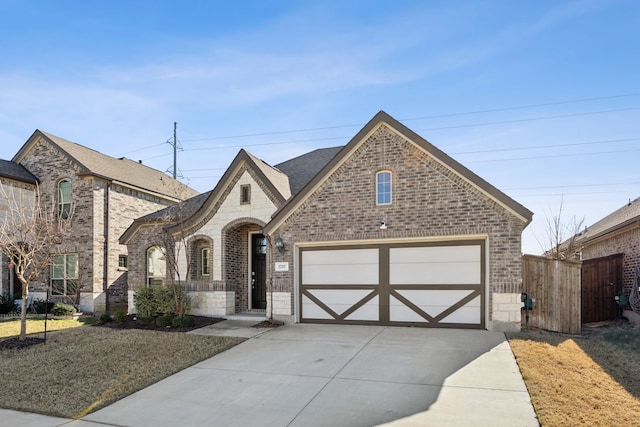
[103,182,110,313]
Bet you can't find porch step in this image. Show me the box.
[224,312,268,321]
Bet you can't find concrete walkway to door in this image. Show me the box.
[1,323,538,426]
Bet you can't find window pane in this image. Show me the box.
[59,180,71,203]
[66,280,78,296]
[376,171,391,205]
[201,248,210,275]
[147,247,166,277]
[66,254,78,279]
[59,180,72,219]
[51,280,64,295]
[52,256,64,279]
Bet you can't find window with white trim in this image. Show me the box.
[51,253,78,296]
[376,171,392,205]
[147,246,166,286]
[118,255,128,269]
[58,178,72,219]
[201,247,210,276]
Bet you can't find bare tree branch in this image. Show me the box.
[0,182,73,340]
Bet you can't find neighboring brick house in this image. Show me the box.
[2,130,197,313]
[0,159,38,299]
[125,111,532,331]
[572,197,640,301]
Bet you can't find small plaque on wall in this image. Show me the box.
[274,262,289,272]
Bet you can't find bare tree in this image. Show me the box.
[154,200,192,317]
[0,183,73,340]
[538,197,585,260]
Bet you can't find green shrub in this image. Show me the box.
[13,292,22,300]
[0,295,16,314]
[114,309,127,323]
[100,313,112,323]
[139,316,155,326]
[133,286,156,317]
[172,315,195,328]
[32,299,54,314]
[155,287,175,316]
[51,303,76,316]
[155,316,171,327]
[133,285,189,317]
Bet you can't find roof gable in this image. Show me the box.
[13,130,198,200]
[120,149,289,243]
[265,110,532,234]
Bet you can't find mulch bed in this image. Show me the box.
[0,337,46,350]
[96,315,225,332]
[253,319,284,328]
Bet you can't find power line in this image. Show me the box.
[147,137,636,168]
[452,138,635,155]
[118,143,165,156]
[179,93,638,142]
[140,108,636,162]
[504,181,640,191]
[463,147,640,163]
[414,108,634,133]
[512,190,629,198]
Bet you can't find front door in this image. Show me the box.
[251,234,267,309]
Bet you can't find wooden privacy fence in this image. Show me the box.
[521,255,582,334]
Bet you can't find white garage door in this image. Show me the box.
[299,240,485,328]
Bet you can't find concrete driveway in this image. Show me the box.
[3,323,538,426]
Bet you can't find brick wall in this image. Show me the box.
[0,177,36,297]
[18,136,175,313]
[269,124,527,325]
[582,227,640,294]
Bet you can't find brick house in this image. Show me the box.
[0,159,38,299]
[0,130,196,313]
[124,111,532,331]
[572,197,640,318]
[120,149,292,315]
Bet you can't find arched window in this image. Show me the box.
[190,238,212,279]
[58,178,72,219]
[147,246,166,286]
[201,247,210,276]
[376,170,392,205]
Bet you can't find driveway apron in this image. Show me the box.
[78,324,538,427]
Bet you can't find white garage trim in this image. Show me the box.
[298,239,486,329]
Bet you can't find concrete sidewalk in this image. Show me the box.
[0,323,538,426]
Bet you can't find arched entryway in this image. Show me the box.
[222,218,267,314]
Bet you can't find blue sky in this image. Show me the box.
[0,0,638,254]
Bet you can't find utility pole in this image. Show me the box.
[166,122,182,180]
[172,122,177,179]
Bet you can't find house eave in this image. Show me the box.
[578,218,640,249]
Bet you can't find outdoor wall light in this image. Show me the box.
[275,236,285,253]
[380,221,388,230]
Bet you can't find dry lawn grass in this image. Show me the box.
[508,324,640,427]
[0,326,244,418]
[0,318,84,337]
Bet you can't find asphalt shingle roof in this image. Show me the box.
[275,146,343,195]
[575,196,640,244]
[38,131,198,200]
[0,159,38,184]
